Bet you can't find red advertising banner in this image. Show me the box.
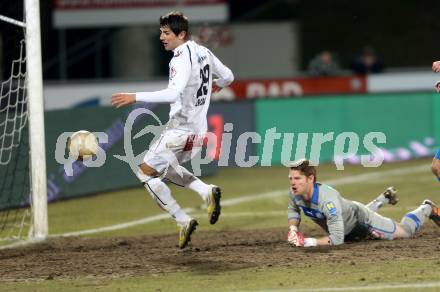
[213,76,367,101]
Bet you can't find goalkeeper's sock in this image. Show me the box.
[400,203,431,236]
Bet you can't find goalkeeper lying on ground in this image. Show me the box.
[286,159,440,247]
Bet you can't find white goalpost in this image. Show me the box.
[25,0,48,241]
[0,0,47,245]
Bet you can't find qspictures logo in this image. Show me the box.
[55,108,388,177]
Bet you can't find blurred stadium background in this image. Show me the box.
[1,1,440,291]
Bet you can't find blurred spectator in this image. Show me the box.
[432,60,440,73]
[433,61,440,93]
[307,50,340,76]
[350,46,384,74]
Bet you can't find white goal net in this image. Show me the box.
[0,0,47,247]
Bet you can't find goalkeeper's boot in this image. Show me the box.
[179,219,198,249]
[206,185,222,225]
[383,186,398,205]
[423,200,440,227]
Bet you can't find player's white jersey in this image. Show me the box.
[167,40,233,134]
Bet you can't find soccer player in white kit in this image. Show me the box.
[111,12,234,249]
[286,160,440,247]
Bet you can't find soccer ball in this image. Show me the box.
[67,130,99,160]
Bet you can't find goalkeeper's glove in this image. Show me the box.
[287,225,304,246]
[287,226,317,247]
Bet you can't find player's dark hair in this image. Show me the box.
[160,11,190,40]
[290,160,317,182]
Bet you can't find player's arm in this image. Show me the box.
[300,228,340,247]
[111,88,180,108]
[111,54,191,108]
[209,51,234,92]
[321,200,345,246]
[287,199,305,246]
[432,152,440,181]
[288,218,300,227]
[298,199,344,247]
[287,198,301,227]
[294,233,331,247]
[315,236,331,245]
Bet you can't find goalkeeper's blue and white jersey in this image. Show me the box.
[287,182,361,245]
[167,40,233,134]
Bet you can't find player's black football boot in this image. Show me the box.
[423,200,440,227]
[179,219,198,249]
[207,185,221,225]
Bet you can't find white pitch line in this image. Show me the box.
[192,211,286,218]
[50,163,429,237]
[264,281,440,291]
[55,212,188,237]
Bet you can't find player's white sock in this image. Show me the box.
[173,209,192,227]
[186,178,210,201]
[136,168,192,226]
[144,177,190,225]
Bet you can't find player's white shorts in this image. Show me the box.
[143,129,204,174]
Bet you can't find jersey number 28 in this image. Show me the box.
[196,64,210,106]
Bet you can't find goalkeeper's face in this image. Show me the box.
[160,25,186,51]
[288,169,314,198]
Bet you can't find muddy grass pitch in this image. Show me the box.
[1,226,439,281]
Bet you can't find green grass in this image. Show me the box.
[2,158,440,291]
